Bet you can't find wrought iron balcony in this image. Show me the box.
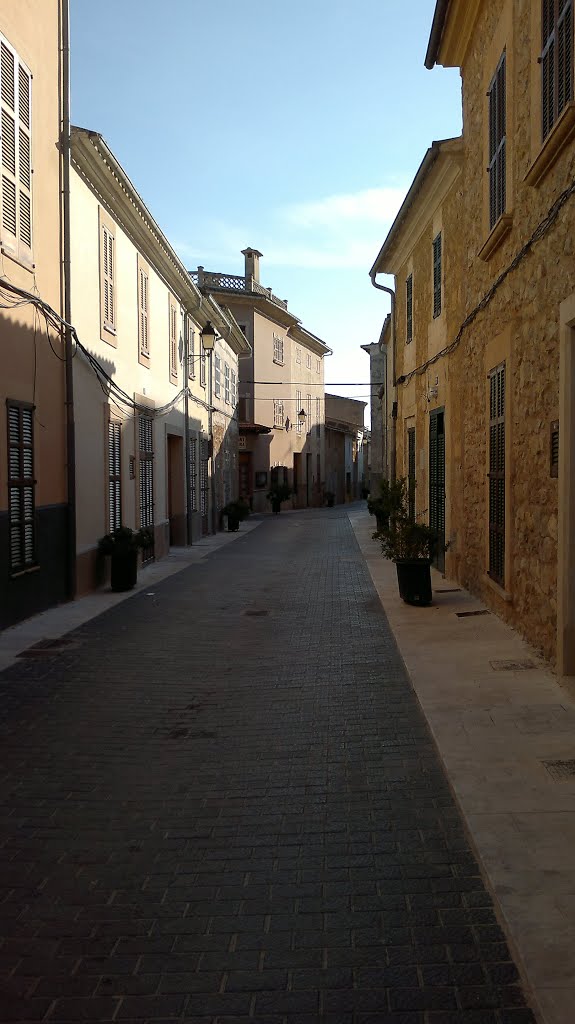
[190,269,288,310]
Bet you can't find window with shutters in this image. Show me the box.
[296,347,301,364]
[190,435,198,512]
[138,416,154,565]
[186,316,195,379]
[137,256,149,364]
[316,397,321,439]
[200,346,206,388]
[169,300,178,382]
[200,437,209,533]
[307,393,312,433]
[541,0,573,140]
[406,274,413,344]
[231,369,237,409]
[273,399,284,427]
[488,363,506,586]
[0,37,32,261]
[296,389,302,434]
[488,53,507,229]
[225,363,230,404]
[7,401,35,573]
[273,333,284,365]
[407,427,416,521]
[316,358,321,374]
[99,211,116,341]
[432,233,442,318]
[108,420,122,533]
[306,352,312,369]
[214,354,221,397]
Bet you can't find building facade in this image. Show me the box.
[192,250,331,513]
[324,394,368,504]
[0,1,70,629]
[70,129,248,594]
[361,314,390,493]
[371,0,575,670]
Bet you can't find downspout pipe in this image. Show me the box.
[183,319,192,545]
[61,0,76,599]
[369,273,396,481]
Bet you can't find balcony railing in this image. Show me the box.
[190,269,288,310]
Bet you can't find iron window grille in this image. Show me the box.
[108,420,122,532]
[541,0,573,140]
[488,363,506,585]
[190,436,198,511]
[488,52,507,229]
[7,401,35,573]
[138,415,154,563]
[432,233,442,318]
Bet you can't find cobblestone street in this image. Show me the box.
[0,509,535,1023]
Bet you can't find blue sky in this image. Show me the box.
[71,1,462,419]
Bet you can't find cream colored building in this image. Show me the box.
[70,128,248,593]
[0,1,70,628]
[192,250,332,512]
[371,0,575,671]
[324,395,368,503]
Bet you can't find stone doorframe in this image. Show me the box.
[558,292,575,675]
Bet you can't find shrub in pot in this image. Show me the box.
[323,490,335,507]
[266,483,292,514]
[376,479,437,607]
[222,499,250,532]
[367,477,405,535]
[97,526,154,592]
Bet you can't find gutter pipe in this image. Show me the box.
[61,0,76,600]
[369,273,397,482]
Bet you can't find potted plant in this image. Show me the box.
[266,483,292,514]
[98,525,154,592]
[323,490,335,507]
[222,499,250,532]
[376,479,437,607]
[367,477,404,534]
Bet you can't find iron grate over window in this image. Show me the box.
[488,362,505,585]
[542,0,573,140]
[432,233,442,318]
[108,420,121,533]
[138,415,154,562]
[7,401,36,573]
[488,52,506,229]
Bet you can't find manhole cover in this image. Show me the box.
[455,609,490,618]
[490,659,536,671]
[18,636,79,657]
[542,759,575,780]
[242,609,269,617]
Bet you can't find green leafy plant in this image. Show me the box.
[222,499,250,522]
[375,478,437,562]
[367,477,405,534]
[266,483,292,504]
[97,525,153,557]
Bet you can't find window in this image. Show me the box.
[224,363,230,404]
[200,346,206,388]
[296,389,302,433]
[186,316,195,379]
[214,354,221,397]
[296,347,301,364]
[231,369,237,409]
[273,332,284,364]
[488,363,506,585]
[7,401,35,573]
[0,37,32,258]
[138,414,154,538]
[108,420,122,532]
[306,352,312,369]
[542,0,573,140]
[316,358,321,374]
[432,232,442,318]
[169,301,178,382]
[138,258,149,362]
[100,219,116,336]
[190,436,198,511]
[316,397,321,439]
[407,427,416,521]
[273,399,285,427]
[488,53,506,229]
[406,274,413,343]
[307,393,312,433]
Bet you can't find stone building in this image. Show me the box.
[361,315,390,492]
[370,0,575,671]
[324,395,368,504]
[191,250,332,513]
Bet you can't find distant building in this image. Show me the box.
[361,314,390,492]
[191,249,332,512]
[324,395,367,503]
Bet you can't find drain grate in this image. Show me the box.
[455,609,490,618]
[542,759,575,781]
[18,636,78,658]
[490,659,536,671]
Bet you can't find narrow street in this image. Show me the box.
[0,509,533,1023]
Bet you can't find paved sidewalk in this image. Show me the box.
[0,508,535,1023]
[350,508,575,1024]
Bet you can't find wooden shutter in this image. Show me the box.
[407,427,416,521]
[187,316,195,379]
[200,347,206,387]
[225,363,230,404]
[139,266,149,357]
[190,436,198,511]
[432,233,442,318]
[108,420,122,532]
[1,38,32,255]
[200,437,209,532]
[102,224,115,329]
[169,302,178,380]
[488,53,506,230]
[429,410,446,570]
[296,389,302,433]
[214,354,221,397]
[406,274,413,343]
[7,402,35,572]
[542,0,573,139]
[316,397,320,438]
[138,415,154,530]
[488,364,506,585]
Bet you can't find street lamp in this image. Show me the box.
[201,321,217,534]
[298,408,306,425]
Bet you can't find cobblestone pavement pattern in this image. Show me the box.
[0,510,535,1024]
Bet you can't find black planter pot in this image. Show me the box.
[227,515,240,532]
[110,550,138,592]
[395,558,432,606]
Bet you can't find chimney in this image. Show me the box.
[241,247,263,284]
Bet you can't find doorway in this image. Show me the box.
[239,452,252,505]
[167,434,185,545]
[429,408,445,572]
